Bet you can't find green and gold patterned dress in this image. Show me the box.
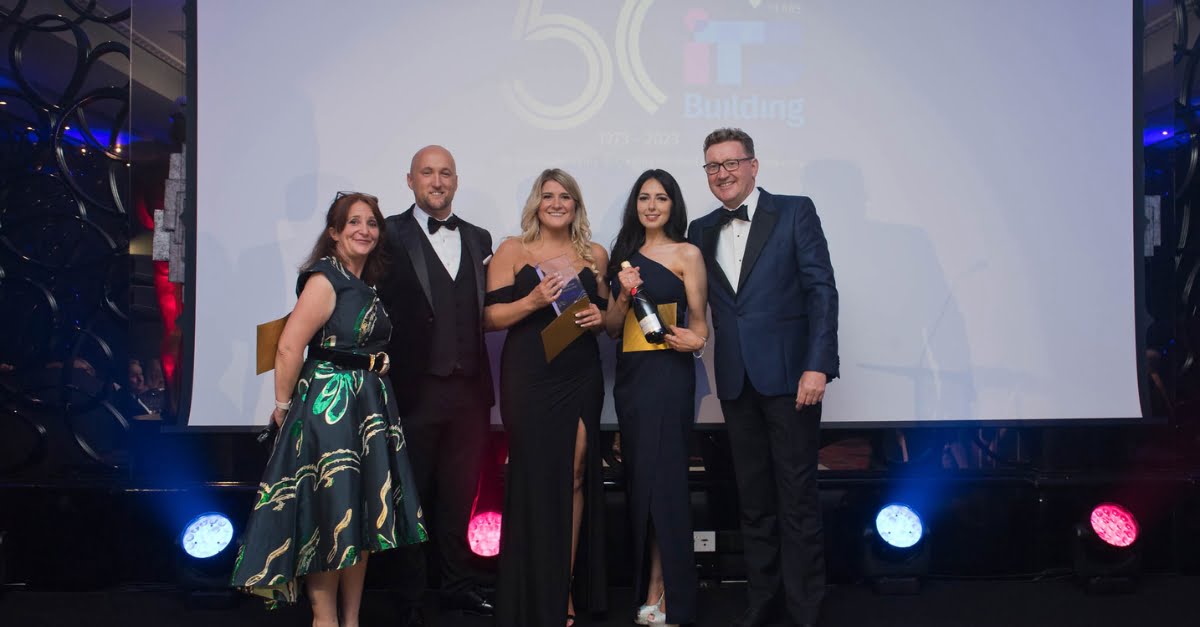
[231,256,426,607]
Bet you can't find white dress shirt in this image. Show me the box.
[415,206,462,278]
[716,186,760,293]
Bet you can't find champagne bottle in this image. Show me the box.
[621,261,667,343]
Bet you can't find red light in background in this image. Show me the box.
[1090,503,1138,548]
[467,510,502,557]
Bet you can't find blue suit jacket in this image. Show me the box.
[688,188,839,400]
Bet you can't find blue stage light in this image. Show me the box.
[180,513,234,559]
[875,503,924,549]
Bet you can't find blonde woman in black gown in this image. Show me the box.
[485,169,609,627]
[604,170,707,627]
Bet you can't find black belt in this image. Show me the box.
[308,346,389,374]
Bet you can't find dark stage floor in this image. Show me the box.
[1,577,1194,627]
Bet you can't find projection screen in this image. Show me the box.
[185,0,1141,427]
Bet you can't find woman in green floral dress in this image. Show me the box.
[231,192,425,626]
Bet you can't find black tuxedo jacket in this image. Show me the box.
[378,206,495,413]
[688,188,839,400]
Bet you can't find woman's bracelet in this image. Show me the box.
[274,400,292,412]
[693,335,708,359]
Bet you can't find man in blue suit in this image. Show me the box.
[688,128,838,627]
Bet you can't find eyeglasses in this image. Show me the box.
[702,157,754,175]
[335,190,379,203]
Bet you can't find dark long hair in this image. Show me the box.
[301,192,388,284]
[607,169,688,278]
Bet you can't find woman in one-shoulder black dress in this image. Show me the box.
[485,169,611,627]
[605,170,708,627]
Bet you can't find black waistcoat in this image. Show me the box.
[418,234,480,376]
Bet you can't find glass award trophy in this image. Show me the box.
[535,255,591,362]
[535,254,588,314]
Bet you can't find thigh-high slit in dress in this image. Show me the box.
[491,265,607,627]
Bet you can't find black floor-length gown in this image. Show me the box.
[491,264,607,627]
[611,251,698,624]
[230,257,426,607]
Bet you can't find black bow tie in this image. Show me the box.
[717,204,750,227]
[427,215,462,234]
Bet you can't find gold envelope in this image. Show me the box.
[622,303,677,352]
[256,314,290,375]
[540,297,592,363]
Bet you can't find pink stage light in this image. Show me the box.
[1089,503,1138,548]
[467,511,502,557]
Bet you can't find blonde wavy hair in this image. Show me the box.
[519,168,596,270]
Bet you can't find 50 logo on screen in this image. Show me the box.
[503,0,664,130]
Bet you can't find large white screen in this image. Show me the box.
[190,0,1139,427]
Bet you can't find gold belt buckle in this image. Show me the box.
[369,352,387,372]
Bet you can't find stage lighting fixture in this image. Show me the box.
[175,512,238,607]
[876,503,924,549]
[180,513,234,559]
[466,432,507,565]
[467,510,502,557]
[1089,503,1138,548]
[862,502,930,595]
[1072,502,1141,594]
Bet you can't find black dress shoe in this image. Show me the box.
[398,606,426,627]
[732,604,777,627]
[441,588,495,616]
